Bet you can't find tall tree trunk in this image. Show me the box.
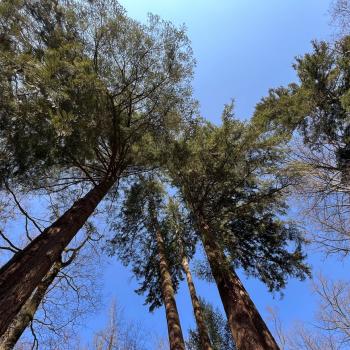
[197,216,280,350]
[181,255,213,350]
[0,261,62,350]
[155,229,186,350]
[0,177,115,337]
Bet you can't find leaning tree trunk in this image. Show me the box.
[197,215,280,350]
[0,177,116,337]
[0,261,62,350]
[155,229,186,350]
[181,255,213,350]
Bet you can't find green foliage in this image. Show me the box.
[253,36,350,170]
[0,0,195,189]
[108,176,195,311]
[167,104,310,291]
[165,196,197,258]
[186,298,235,350]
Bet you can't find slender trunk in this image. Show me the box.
[0,178,115,337]
[181,255,213,350]
[155,229,186,350]
[197,216,280,350]
[0,261,62,350]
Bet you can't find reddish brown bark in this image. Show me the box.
[0,261,62,349]
[155,229,186,350]
[198,217,280,350]
[0,178,115,337]
[181,255,213,350]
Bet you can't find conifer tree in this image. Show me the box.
[254,37,350,170]
[166,199,213,350]
[0,0,194,336]
[109,178,186,350]
[167,105,310,350]
[187,298,236,350]
[253,36,350,254]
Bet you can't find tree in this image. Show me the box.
[0,0,194,336]
[109,177,186,350]
[166,198,213,350]
[0,182,105,349]
[253,36,350,256]
[13,300,147,350]
[91,301,146,350]
[0,261,63,350]
[0,215,103,350]
[312,275,350,346]
[186,298,236,350]
[267,274,350,350]
[181,255,213,350]
[330,0,350,35]
[167,105,310,350]
[267,307,340,350]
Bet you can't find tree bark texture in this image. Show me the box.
[155,229,186,350]
[0,261,62,350]
[181,255,213,350]
[197,216,280,350]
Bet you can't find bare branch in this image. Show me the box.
[4,182,43,234]
[0,229,21,253]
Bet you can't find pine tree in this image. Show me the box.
[253,35,350,254]
[109,177,187,350]
[253,36,350,178]
[166,199,213,350]
[0,0,194,336]
[167,104,310,350]
[187,298,236,350]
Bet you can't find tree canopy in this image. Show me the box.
[254,36,350,173]
[167,105,310,291]
[0,0,195,191]
[109,177,195,311]
[3,1,346,349]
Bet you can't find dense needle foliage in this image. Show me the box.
[0,0,195,191]
[167,105,310,291]
[109,177,195,311]
[254,36,350,174]
[187,298,236,350]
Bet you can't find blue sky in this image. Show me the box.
[76,1,349,347]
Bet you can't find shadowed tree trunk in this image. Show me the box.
[197,216,280,350]
[155,229,186,350]
[0,177,116,337]
[0,261,62,349]
[181,255,213,350]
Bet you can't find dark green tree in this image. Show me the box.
[167,104,310,350]
[187,298,235,350]
[0,0,194,336]
[109,177,188,350]
[253,36,350,254]
[254,37,350,172]
[165,198,213,350]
